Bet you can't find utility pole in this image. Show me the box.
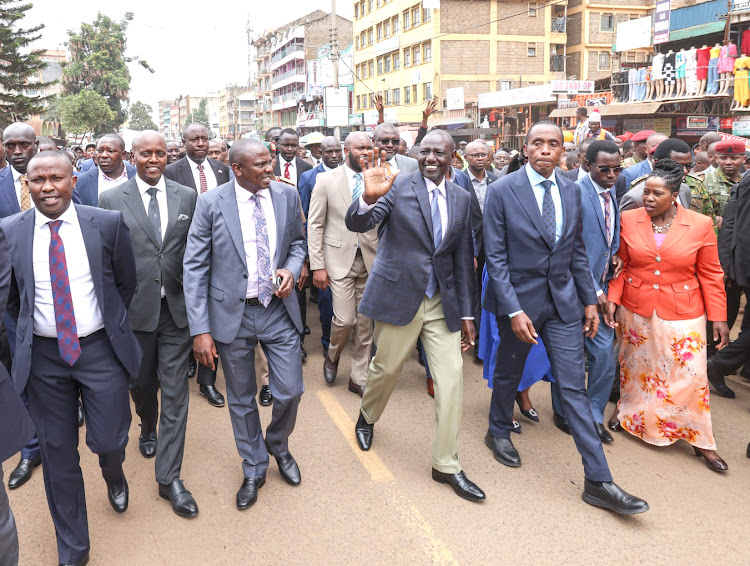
[331,0,339,88]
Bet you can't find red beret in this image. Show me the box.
[631,130,656,142]
[714,139,745,154]
[617,131,634,141]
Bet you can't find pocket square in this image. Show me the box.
[177,214,190,221]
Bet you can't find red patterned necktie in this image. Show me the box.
[602,191,612,283]
[47,220,80,366]
[284,162,291,180]
[198,163,208,193]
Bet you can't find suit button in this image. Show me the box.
[155,278,160,283]
[243,274,248,279]
[628,277,632,283]
[653,284,659,290]
[158,254,163,259]
[240,298,244,302]
[684,284,689,290]
[604,252,608,257]
[655,256,661,262]
[654,270,660,276]
[423,278,428,283]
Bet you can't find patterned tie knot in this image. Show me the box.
[541,179,553,192]
[197,164,203,171]
[48,219,62,233]
[147,187,158,197]
[602,191,611,203]
[432,187,440,200]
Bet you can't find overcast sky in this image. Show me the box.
[27,1,353,119]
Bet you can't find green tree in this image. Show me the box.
[128,101,157,131]
[59,90,116,141]
[0,0,56,123]
[186,99,208,126]
[61,12,153,134]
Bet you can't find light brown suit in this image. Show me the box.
[308,166,378,386]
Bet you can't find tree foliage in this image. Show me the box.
[61,12,153,134]
[187,99,208,126]
[128,100,157,131]
[58,90,116,139]
[0,0,56,123]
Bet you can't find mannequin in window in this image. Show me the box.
[652,51,665,100]
[675,48,686,98]
[663,50,676,99]
[696,45,711,97]
[645,64,653,101]
[718,40,737,95]
[686,46,698,97]
[708,43,721,94]
[732,52,750,110]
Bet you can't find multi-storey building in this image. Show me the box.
[157,100,172,137]
[351,0,568,126]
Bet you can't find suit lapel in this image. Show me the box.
[509,174,551,248]
[162,181,181,244]
[180,159,196,190]
[437,182,456,253]
[77,207,104,310]
[634,210,659,255]
[584,176,607,241]
[657,204,690,255]
[217,183,248,269]
[412,173,434,241]
[558,178,572,246]
[335,167,352,208]
[268,182,286,256]
[122,181,160,249]
[1,177,20,214]
[17,213,35,309]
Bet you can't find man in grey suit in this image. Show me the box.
[184,140,306,509]
[98,131,199,519]
[346,130,485,502]
[372,122,418,174]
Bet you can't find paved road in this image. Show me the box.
[8,316,750,565]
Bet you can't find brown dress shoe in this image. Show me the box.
[348,378,365,397]
[426,377,434,398]
[323,356,338,384]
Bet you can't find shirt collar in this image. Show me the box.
[467,168,486,183]
[343,163,362,180]
[424,176,447,198]
[187,156,207,171]
[11,166,23,182]
[280,155,295,165]
[588,173,610,195]
[234,179,270,204]
[134,173,167,196]
[525,163,557,189]
[100,165,128,182]
[34,203,79,229]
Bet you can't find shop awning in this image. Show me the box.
[669,21,725,42]
[549,102,663,118]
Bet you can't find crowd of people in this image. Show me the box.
[0,103,748,565]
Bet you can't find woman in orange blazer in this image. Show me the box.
[605,159,731,472]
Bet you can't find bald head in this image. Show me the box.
[228,139,273,192]
[320,136,342,169]
[27,150,74,176]
[372,123,401,160]
[344,132,373,171]
[423,129,455,152]
[132,130,165,152]
[3,122,38,173]
[645,133,668,157]
[700,132,722,152]
[132,131,167,184]
[464,140,489,175]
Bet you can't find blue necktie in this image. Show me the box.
[425,188,443,298]
[251,194,274,307]
[541,180,556,245]
[352,172,363,202]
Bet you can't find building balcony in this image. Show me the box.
[551,17,566,33]
[272,72,306,91]
[271,48,305,72]
[550,55,565,73]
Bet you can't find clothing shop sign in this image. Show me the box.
[653,0,671,45]
[551,80,594,95]
[733,0,750,12]
[615,16,653,52]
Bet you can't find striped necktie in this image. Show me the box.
[198,164,208,193]
[352,173,363,202]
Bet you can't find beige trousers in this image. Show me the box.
[360,294,463,474]
[327,250,373,387]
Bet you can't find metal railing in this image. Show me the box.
[551,17,566,33]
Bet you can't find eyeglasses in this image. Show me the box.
[466,153,488,158]
[590,164,624,174]
[377,138,401,146]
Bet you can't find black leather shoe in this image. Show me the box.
[511,420,522,434]
[236,476,265,509]
[107,477,129,513]
[199,385,225,407]
[348,378,365,398]
[301,344,308,362]
[554,413,571,435]
[304,325,311,335]
[59,552,90,566]
[516,395,540,422]
[8,456,41,489]
[187,358,196,378]
[608,418,623,432]
[746,441,750,459]
[139,431,157,459]
[431,469,485,502]
[77,399,84,428]
[707,360,735,399]
[355,413,374,451]
[693,447,729,472]
[259,385,273,406]
[594,422,614,443]
[159,479,199,518]
[484,432,521,467]
[323,355,338,384]
[582,480,649,515]
[265,440,301,486]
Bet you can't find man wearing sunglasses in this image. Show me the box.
[620,139,693,212]
[550,140,622,444]
[372,123,418,174]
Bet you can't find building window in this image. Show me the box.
[377,57,383,75]
[404,10,410,30]
[356,65,361,79]
[501,80,512,90]
[393,52,400,70]
[405,86,411,104]
[413,45,421,65]
[368,0,373,13]
[384,89,391,105]
[361,32,366,47]
[356,37,360,50]
[369,93,374,107]
[393,88,400,105]
[355,4,359,19]
[377,24,383,41]
[368,28,373,44]
[392,16,399,33]
[377,0,382,7]
[384,54,391,72]
[356,95,361,110]
[412,85,418,103]
[424,8,431,21]
[598,51,611,70]
[600,13,614,32]
[528,3,538,17]
[384,20,390,37]
[412,7,421,27]
[404,48,411,67]
[527,42,537,57]
[424,82,432,101]
[423,42,432,62]
[626,52,636,62]
[369,61,374,76]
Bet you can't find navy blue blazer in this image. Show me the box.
[0,234,35,461]
[577,174,620,294]
[74,163,136,207]
[299,162,327,218]
[345,170,475,332]
[482,168,597,323]
[621,158,651,189]
[0,166,82,217]
[0,205,142,393]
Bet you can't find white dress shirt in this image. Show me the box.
[11,166,29,209]
[32,205,104,337]
[577,167,588,182]
[525,163,563,242]
[278,156,297,186]
[135,175,168,296]
[386,156,400,172]
[188,157,218,191]
[98,166,130,195]
[589,174,614,244]
[235,181,277,298]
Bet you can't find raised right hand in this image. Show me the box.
[360,149,399,204]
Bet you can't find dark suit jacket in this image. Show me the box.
[299,162,328,218]
[719,180,750,288]
[621,158,651,188]
[0,234,34,462]
[164,156,230,192]
[578,174,620,294]
[0,205,142,393]
[482,167,597,323]
[461,169,498,258]
[345,170,475,332]
[0,166,81,218]
[273,156,312,186]
[98,177,198,332]
[559,167,580,182]
[74,164,136,207]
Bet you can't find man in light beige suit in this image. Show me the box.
[309,133,378,397]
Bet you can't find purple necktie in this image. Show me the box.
[251,194,274,307]
[48,220,80,366]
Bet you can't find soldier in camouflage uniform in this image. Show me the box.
[621,130,654,168]
[685,173,721,235]
[703,139,744,216]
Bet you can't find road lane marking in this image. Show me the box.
[317,390,394,483]
[394,492,460,566]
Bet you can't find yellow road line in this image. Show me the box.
[316,390,394,483]
[395,492,460,566]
